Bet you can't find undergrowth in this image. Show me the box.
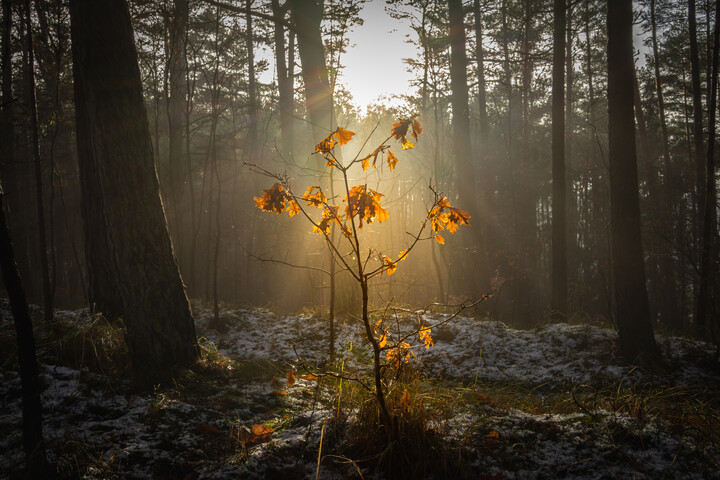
[2,304,719,478]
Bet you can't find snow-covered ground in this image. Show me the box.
[1,301,719,479]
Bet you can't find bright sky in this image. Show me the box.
[257,1,417,112]
[338,1,418,109]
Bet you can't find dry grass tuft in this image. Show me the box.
[340,368,469,480]
[46,315,130,375]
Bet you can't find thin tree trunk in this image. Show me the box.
[689,0,707,255]
[420,4,429,112]
[290,0,332,147]
[0,187,48,477]
[649,0,672,172]
[1,0,14,222]
[551,0,567,318]
[24,0,53,323]
[515,0,535,326]
[474,0,488,143]
[246,0,258,162]
[697,0,719,330]
[184,10,197,293]
[448,0,475,218]
[167,0,188,199]
[649,0,679,326]
[1,5,47,472]
[272,0,293,160]
[607,0,657,360]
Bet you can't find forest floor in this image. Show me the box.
[1,299,719,479]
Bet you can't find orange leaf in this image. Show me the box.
[398,248,409,261]
[236,423,275,448]
[252,424,274,438]
[287,370,295,385]
[254,183,290,215]
[286,200,301,218]
[383,256,397,276]
[315,133,336,154]
[273,390,287,395]
[387,151,399,170]
[344,185,389,228]
[435,234,445,245]
[401,138,415,150]
[419,326,434,349]
[334,127,355,146]
[301,374,318,382]
[391,119,411,140]
[411,118,423,139]
[361,157,371,171]
[302,185,326,208]
[312,205,341,235]
[485,430,500,446]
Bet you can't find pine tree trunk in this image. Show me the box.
[474,0,488,144]
[689,0,707,309]
[649,0,680,326]
[689,0,706,215]
[607,0,657,360]
[168,0,187,191]
[449,0,483,295]
[290,0,332,145]
[0,188,48,477]
[697,0,719,331]
[1,0,15,227]
[515,0,535,326]
[70,0,198,372]
[633,68,661,323]
[551,0,567,318]
[271,0,293,160]
[24,0,53,324]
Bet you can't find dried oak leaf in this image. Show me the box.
[254,183,288,215]
[344,185,389,228]
[382,256,397,276]
[334,127,355,146]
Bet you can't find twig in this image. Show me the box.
[291,345,372,392]
[240,243,331,276]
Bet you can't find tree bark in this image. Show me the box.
[449,0,486,297]
[246,0,258,162]
[449,0,475,212]
[474,0,488,144]
[551,0,567,318]
[607,0,657,360]
[24,0,53,324]
[0,186,48,477]
[271,0,294,160]
[649,0,679,326]
[70,0,198,372]
[1,0,14,221]
[689,0,707,249]
[167,0,188,219]
[1,5,47,474]
[697,0,719,330]
[290,0,333,146]
[515,0,535,326]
